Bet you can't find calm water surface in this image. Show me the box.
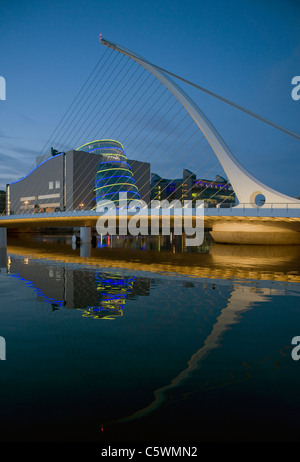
[0,233,299,442]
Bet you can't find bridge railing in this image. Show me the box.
[0,210,101,220]
[208,202,300,218]
[0,203,300,221]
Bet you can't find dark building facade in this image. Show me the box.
[8,140,150,215]
[151,170,235,207]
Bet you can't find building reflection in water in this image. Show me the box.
[3,241,300,432]
[7,256,150,319]
[82,273,135,320]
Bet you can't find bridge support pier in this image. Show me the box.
[80,227,91,244]
[210,220,300,245]
[0,228,7,249]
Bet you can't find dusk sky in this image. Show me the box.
[0,0,299,196]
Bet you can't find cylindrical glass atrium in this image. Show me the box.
[76,139,141,209]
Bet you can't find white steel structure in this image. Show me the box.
[100,37,300,210]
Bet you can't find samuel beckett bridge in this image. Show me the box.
[0,36,300,247]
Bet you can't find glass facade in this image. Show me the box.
[150,172,236,207]
[192,178,235,207]
[76,140,141,209]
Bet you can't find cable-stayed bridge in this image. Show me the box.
[1,36,300,245]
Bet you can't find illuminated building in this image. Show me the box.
[7,140,150,214]
[191,175,235,207]
[151,171,235,207]
[76,140,142,209]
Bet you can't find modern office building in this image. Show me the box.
[0,190,6,214]
[78,140,142,210]
[7,137,235,214]
[151,170,235,207]
[7,140,150,215]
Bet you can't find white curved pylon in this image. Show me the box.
[100,37,300,209]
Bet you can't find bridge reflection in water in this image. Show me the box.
[0,234,299,442]
[5,232,300,283]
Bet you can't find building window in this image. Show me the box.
[49,181,53,190]
[55,180,60,189]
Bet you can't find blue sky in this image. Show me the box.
[0,0,299,196]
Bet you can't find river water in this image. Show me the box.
[0,232,299,442]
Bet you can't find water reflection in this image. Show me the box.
[1,234,300,441]
[6,233,300,283]
[83,273,135,320]
[5,250,300,433]
[114,283,285,424]
[7,254,149,319]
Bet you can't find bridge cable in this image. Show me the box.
[54,51,125,151]
[65,69,173,208]
[37,46,112,160]
[69,67,184,205]
[110,46,300,142]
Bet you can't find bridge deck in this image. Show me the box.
[0,208,299,228]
